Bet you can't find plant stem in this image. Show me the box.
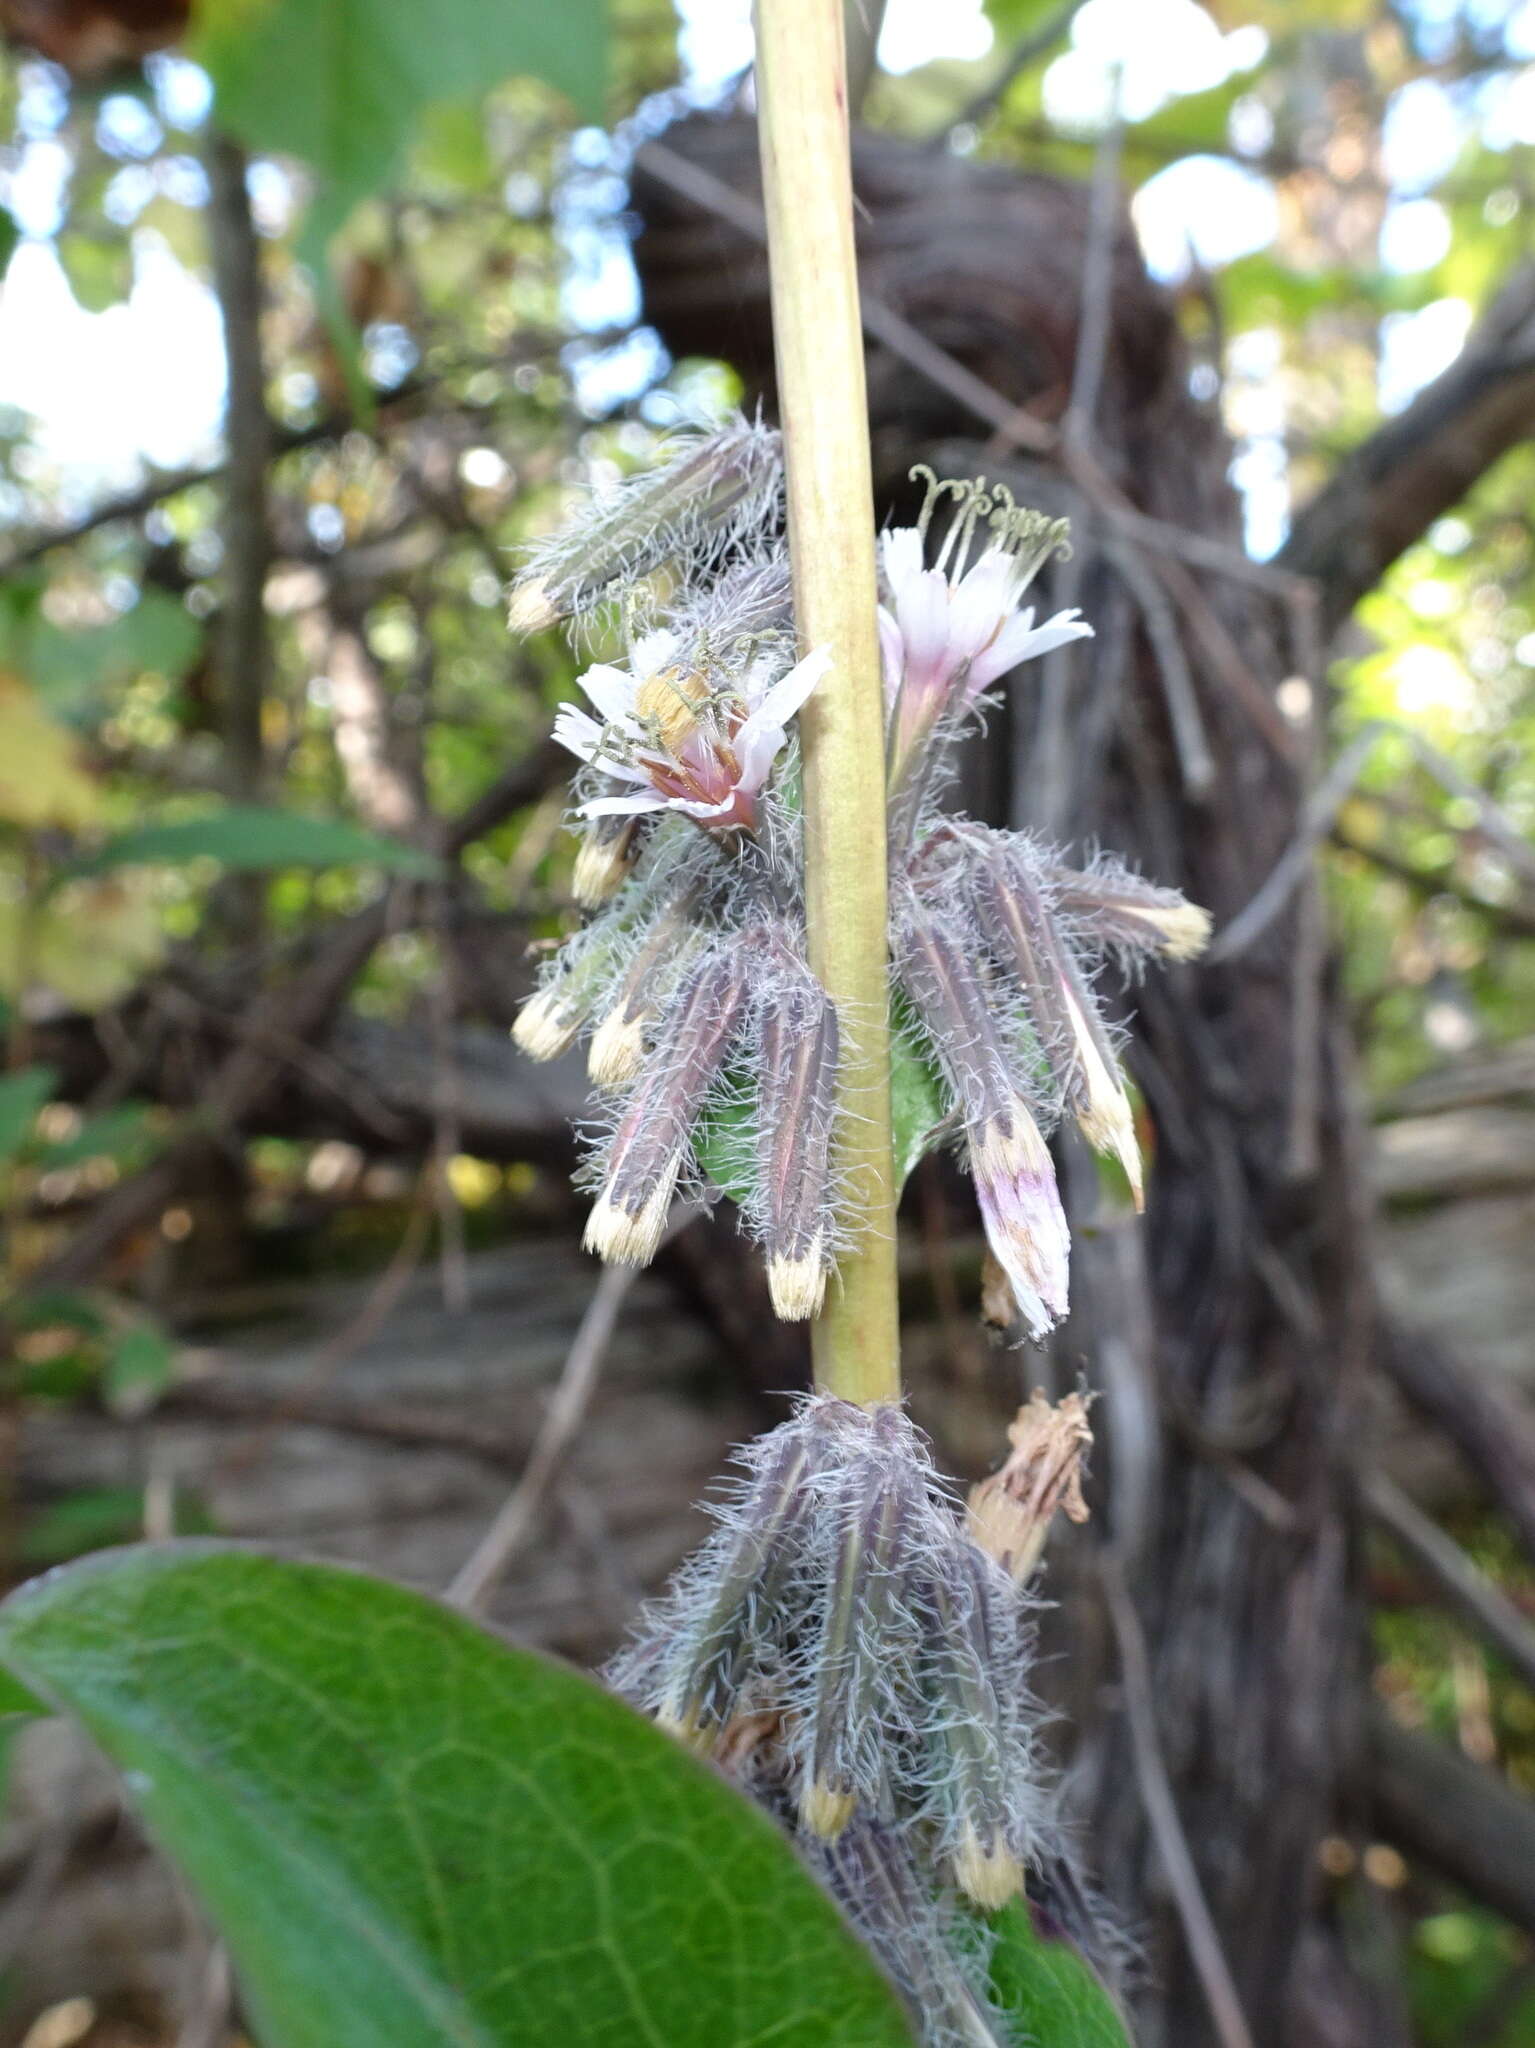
[755,0,900,1407]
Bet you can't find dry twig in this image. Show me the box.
[446,1262,641,1612]
[1099,1550,1258,2048]
[446,1206,700,1613]
[1363,1469,1535,1693]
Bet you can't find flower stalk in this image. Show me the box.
[755,0,899,1407]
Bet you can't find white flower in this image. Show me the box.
[553,631,831,833]
[878,494,1094,792]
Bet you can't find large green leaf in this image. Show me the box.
[195,0,607,223]
[67,805,439,880]
[0,1545,917,2048]
[987,1898,1135,2047]
[0,1669,40,1721]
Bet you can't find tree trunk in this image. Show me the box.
[633,120,1385,2048]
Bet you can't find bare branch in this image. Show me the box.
[1209,718,1535,960]
[1363,1470,1535,1693]
[446,1262,641,1612]
[928,2,1083,146]
[1375,1318,1535,1566]
[1366,1708,1535,1934]
[1281,264,1535,634]
[1099,1552,1258,2048]
[207,133,272,809]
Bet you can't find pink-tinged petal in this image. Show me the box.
[878,606,904,708]
[967,608,1093,694]
[730,647,832,796]
[578,792,669,819]
[946,552,1013,670]
[746,645,833,731]
[733,719,787,795]
[974,1164,1070,1335]
[671,789,757,829]
[894,568,952,693]
[554,708,653,783]
[975,1174,1069,1339]
[879,525,925,593]
[576,663,643,732]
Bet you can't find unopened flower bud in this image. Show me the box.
[512,983,585,1062]
[968,841,1143,1210]
[587,904,705,1090]
[811,1819,1016,2044]
[585,947,748,1267]
[584,1166,679,1266]
[970,1108,1070,1341]
[505,574,561,636]
[968,1390,1092,1586]
[653,1430,818,1747]
[895,894,1019,1133]
[898,892,1071,1338]
[953,1827,1026,1912]
[1059,976,1143,1211]
[587,1005,647,1089]
[1051,859,1212,963]
[920,1545,1030,1909]
[514,915,631,1066]
[668,551,794,653]
[572,814,647,909]
[507,416,782,632]
[803,1410,923,1839]
[756,963,840,1322]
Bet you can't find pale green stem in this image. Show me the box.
[755,0,900,1407]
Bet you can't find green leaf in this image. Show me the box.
[889,1014,948,1185]
[68,805,439,880]
[196,0,607,225]
[56,229,133,312]
[0,1668,41,1722]
[0,1063,57,1168]
[986,1898,1135,2048]
[37,1100,157,1170]
[103,1322,177,1416]
[17,1488,214,1568]
[0,1545,918,2048]
[0,587,201,716]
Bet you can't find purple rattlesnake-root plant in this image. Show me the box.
[508,419,1203,2040]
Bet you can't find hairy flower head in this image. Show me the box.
[507,414,782,633]
[880,471,1091,795]
[554,630,831,834]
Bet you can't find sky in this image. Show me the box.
[0,2,1530,552]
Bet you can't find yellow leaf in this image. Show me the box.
[0,873,165,1010]
[0,674,102,829]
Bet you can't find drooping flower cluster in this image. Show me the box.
[506,426,1153,2044]
[608,1392,1116,2047]
[509,419,851,1319]
[879,469,1209,1336]
[508,425,1209,1336]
